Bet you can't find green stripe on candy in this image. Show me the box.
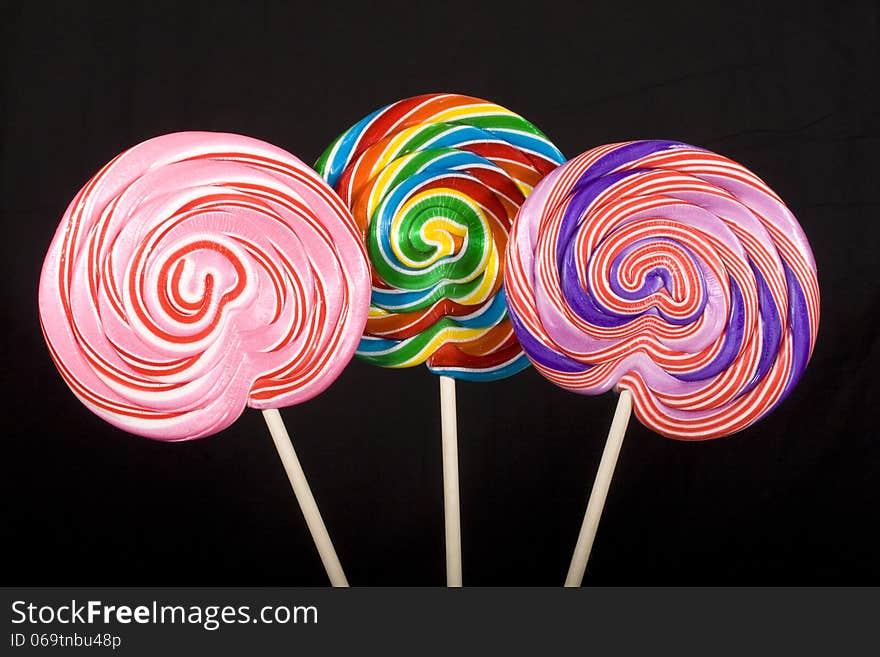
[463,114,549,137]
[368,193,491,312]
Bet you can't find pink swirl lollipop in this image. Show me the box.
[39,132,371,584]
[39,131,369,439]
[504,140,820,583]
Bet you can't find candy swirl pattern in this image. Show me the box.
[316,93,565,380]
[39,132,370,440]
[505,140,820,439]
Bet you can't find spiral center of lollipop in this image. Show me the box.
[601,232,704,316]
[560,218,710,333]
[159,240,248,320]
[370,187,498,308]
[401,204,467,264]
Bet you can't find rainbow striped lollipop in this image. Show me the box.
[317,93,565,381]
[504,140,819,583]
[317,93,564,585]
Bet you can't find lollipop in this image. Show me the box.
[39,132,371,585]
[504,140,820,583]
[317,92,565,380]
[317,93,565,584]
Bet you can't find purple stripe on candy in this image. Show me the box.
[740,259,782,394]
[508,305,589,373]
[504,138,818,439]
[555,169,638,265]
[611,254,664,298]
[607,239,709,326]
[560,233,710,328]
[560,235,634,328]
[554,140,697,266]
[582,140,692,183]
[674,275,745,382]
[778,263,813,402]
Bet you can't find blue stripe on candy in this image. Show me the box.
[451,289,509,329]
[370,278,509,324]
[356,335,398,355]
[423,125,498,150]
[428,353,531,381]
[325,114,567,189]
[323,106,388,187]
[489,129,566,164]
[371,286,438,310]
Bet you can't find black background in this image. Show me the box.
[2,0,877,585]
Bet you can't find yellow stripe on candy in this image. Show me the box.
[430,104,509,123]
[515,180,533,196]
[390,188,470,268]
[370,127,424,177]
[419,218,466,265]
[457,241,498,306]
[390,325,496,368]
[367,154,413,218]
[368,306,391,318]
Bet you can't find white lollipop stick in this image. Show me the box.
[564,389,633,587]
[439,375,462,587]
[262,408,349,587]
